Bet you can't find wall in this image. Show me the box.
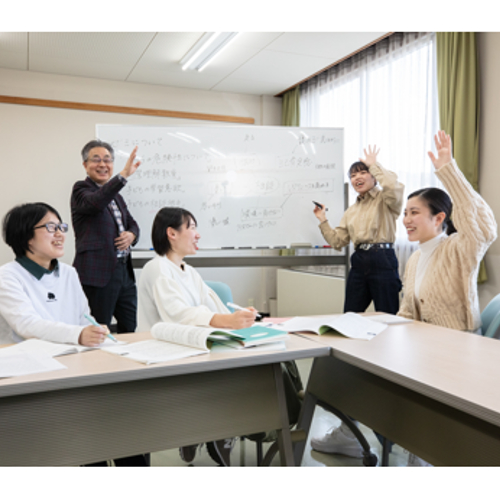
[477,33,500,310]
[0,67,282,311]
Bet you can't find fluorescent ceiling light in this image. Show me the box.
[180,32,239,72]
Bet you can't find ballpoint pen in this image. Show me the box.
[227,302,262,319]
[84,313,117,342]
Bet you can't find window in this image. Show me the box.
[300,32,440,273]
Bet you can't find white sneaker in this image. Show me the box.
[310,422,364,457]
[407,453,432,467]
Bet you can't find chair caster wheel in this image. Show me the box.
[363,453,378,466]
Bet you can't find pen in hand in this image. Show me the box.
[313,201,329,212]
[84,313,117,343]
[227,302,262,319]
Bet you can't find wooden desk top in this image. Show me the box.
[298,318,500,427]
[0,331,329,398]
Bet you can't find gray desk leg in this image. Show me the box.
[272,363,294,466]
[293,390,318,465]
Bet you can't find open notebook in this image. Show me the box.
[101,323,288,364]
[277,312,389,340]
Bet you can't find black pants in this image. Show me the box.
[85,455,150,467]
[343,247,401,452]
[83,257,137,333]
[83,257,146,466]
[344,247,401,314]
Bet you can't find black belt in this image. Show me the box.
[117,255,130,263]
[355,243,393,251]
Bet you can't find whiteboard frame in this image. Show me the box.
[96,124,345,251]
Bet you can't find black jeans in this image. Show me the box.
[344,247,402,314]
[343,247,401,452]
[83,258,137,333]
[82,257,146,466]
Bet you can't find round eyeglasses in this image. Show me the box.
[33,223,69,233]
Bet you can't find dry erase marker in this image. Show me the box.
[227,302,262,319]
[313,201,328,211]
[84,313,117,343]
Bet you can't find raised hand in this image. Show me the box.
[120,146,141,179]
[428,131,453,170]
[360,145,380,167]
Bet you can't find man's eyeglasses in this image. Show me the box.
[87,157,114,165]
[34,223,69,233]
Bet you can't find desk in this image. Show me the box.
[0,332,328,466]
[294,320,500,466]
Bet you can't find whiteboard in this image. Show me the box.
[96,125,344,250]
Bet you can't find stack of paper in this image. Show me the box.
[208,325,288,349]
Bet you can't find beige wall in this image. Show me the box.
[0,68,282,268]
[478,33,500,310]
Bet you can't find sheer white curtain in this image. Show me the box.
[300,32,440,275]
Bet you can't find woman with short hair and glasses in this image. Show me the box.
[0,202,107,346]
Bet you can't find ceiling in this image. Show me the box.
[0,32,388,96]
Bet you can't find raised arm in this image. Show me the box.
[71,176,127,215]
[361,145,405,215]
[431,131,497,251]
[428,130,452,170]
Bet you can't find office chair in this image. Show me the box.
[481,293,500,338]
[205,280,305,465]
[205,280,234,311]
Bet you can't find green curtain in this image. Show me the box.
[436,32,486,283]
[281,86,300,126]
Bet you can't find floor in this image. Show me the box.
[150,357,409,467]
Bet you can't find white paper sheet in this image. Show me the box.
[101,339,207,364]
[0,352,67,378]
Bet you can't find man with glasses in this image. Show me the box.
[71,139,141,336]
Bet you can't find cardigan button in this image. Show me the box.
[420,299,424,303]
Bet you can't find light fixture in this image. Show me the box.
[180,32,239,72]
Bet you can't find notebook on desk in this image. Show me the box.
[209,325,288,349]
[101,323,288,364]
[279,312,388,340]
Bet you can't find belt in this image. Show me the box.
[117,255,130,263]
[356,243,393,251]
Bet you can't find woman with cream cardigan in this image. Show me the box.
[399,130,497,332]
[398,130,497,466]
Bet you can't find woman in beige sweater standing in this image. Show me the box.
[311,146,405,458]
[398,130,497,465]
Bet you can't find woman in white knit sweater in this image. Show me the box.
[137,206,258,466]
[399,131,497,332]
[137,207,257,332]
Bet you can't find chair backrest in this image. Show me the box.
[484,310,500,339]
[205,281,234,312]
[481,293,500,336]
